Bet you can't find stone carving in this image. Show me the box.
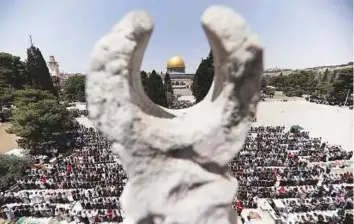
[86,5,263,224]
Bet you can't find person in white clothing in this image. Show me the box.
[246,216,253,224]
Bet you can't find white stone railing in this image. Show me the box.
[86,5,263,224]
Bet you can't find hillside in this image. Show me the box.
[264,62,353,76]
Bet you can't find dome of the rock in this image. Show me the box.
[167,56,185,73]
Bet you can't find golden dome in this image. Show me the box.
[167,56,185,68]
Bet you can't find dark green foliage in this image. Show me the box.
[0,155,31,191]
[329,71,336,83]
[7,88,78,155]
[191,50,214,103]
[0,53,31,108]
[26,44,56,94]
[261,77,268,90]
[263,87,275,96]
[0,50,78,156]
[8,98,78,155]
[265,67,353,100]
[164,73,173,94]
[12,88,57,108]
[64,75,86,102]
[0,52,30,90]
[0,88,14,108]
[163,73,174,107]
[147,70,167,107]
[141,70,149,94]
[322,69,330,82]
[330,68,353,103]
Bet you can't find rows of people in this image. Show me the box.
[0,125,126,223]
[231,126,353,223]
[1,124,353,224]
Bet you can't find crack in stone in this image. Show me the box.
[137,214,166,224]
[168,180,210,202]
[166,147,229,176]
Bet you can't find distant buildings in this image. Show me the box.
[47,56,84,90]
[47,55,195,96]
[160,55,194,96]
[48,56,61,77]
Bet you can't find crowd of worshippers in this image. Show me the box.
[0,125,126,223]
[230,126,353,223]
[1,124,353,223]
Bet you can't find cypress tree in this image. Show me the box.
[147,70,167,107]
[164,73,173,94]
[322,69,330,82]
[26,39,56,94]
[141,70,149,94]
[191,50,214,103]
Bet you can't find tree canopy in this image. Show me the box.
[147,70,167,107]
[330,68,353,103]
[164,73,173,94]
[8,96,79,155]
[0,52,31,108]
[141,70,149,94]
[0,47,79,156]
[0,154,30,191]
[191,50,214,103]
[26,43,56,94]
[64,75,86,102]
[12,88,57,108]
[265,67,353,101]
[0,52,29,90]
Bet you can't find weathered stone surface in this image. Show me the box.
[86,5,263,224]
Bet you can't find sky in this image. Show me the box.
[0,0,352,74]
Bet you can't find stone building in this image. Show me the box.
[47,56,62,88]
[161,55,194,96]
[47,56,79,90]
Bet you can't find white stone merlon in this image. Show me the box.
[86,5,263,224]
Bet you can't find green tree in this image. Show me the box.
[64,75,86,102]
[0,52,29,90]
[0,154,31,191]
[329,71,336,83]
[261,77,268,90]
[330,68,353,103]
[263,87,275,96]
[322,69,330,82]
[165,92,175,107]
[12,88,57,108]
[147,70,167,107]
[26,42,56,94]
[191,50,214,103]
[0,88,14,108]
[8,98,78,155]
[164,73,173,94]
[0,52,32,110]
[141,70,149,94]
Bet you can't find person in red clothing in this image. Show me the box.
[278,186,286,194]
[271,168,277,177]
[235,200,243,216]
[106,207,113,221]
[40,176,47,184]
[66,163,72,176]
[288,152,294,158]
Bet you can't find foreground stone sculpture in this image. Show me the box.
[86,5,263,224]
